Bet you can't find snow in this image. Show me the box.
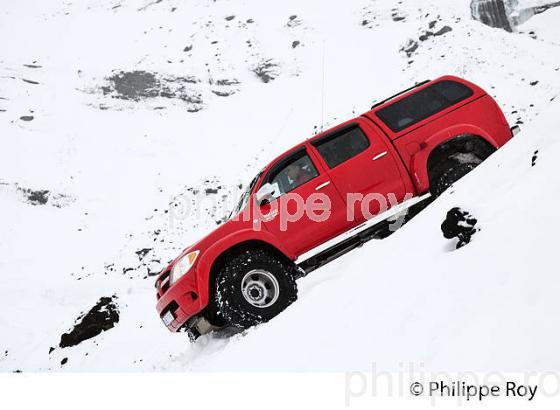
[1,0,559,372]
[517,7,560,44]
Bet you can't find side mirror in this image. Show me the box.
[255,182,277,205]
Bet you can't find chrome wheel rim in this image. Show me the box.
[241,269,280,308]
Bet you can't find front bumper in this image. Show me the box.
[155,268,203,332]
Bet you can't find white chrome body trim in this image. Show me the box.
[372,151,388,161]
[315,181,331,191]
[294,192,431,264]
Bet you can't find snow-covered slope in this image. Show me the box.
[186,101,560,371]
[1,0,559,372]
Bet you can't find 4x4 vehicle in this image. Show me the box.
[155,75,518,339]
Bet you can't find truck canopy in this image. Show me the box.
[364,76,486,140]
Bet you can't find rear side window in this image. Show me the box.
[375,80,474,132]
[312,125,370,169]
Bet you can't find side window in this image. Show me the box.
[375,80,474,132]
[265,149,319,196]
[312,125,370,169]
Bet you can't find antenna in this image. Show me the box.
[320,40,326,132]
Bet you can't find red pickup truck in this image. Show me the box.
[155,75,517,339]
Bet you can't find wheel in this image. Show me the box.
[430,161,477,197]
[215,249,298,329]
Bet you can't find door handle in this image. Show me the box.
[373,151,388,161]
[315,181,331,191]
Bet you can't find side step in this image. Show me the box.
[297,195,433,275]
[298,220,390,274]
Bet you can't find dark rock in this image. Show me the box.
[532,150,538,166]
[401,40,419,57]
[441,207,479,249]
[287,15,301,27]
[135,248,153,260]
[511,1,560,27]
[215,78,240,86]
[14,186,72,208]
[470,0,559,32]
[19,115,34,121]
[292,40,300,48]
[17,188,49,205]
[419,32,432,41]
[225,15,235,21]
[102,71,159,100]
[434,25,453,36]
[391,10,406,22]
[100,70,203,110]
[138,0,162,12]
[186,105,203,113]
[59,296,119,348]
[211,90,234,97]
[61,357,68,366]
[470,0,513,32]
[253,59,279,83]
[183,45,193,52]
[403,23,452,57]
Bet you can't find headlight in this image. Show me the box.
[170,250,200,284]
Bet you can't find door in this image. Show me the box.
[309,119,406,224]
[256,147,352,256]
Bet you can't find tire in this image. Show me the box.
[215,249,298,329]
[184,327,201,343]
[430,162,477,197]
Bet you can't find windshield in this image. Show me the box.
[231,170,263,217]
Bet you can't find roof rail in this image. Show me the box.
[370,79,430,110]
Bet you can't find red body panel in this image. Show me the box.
[389,94,512,193]
[258,161,353,256]
[307,117,409,222]
[155,75,514,331]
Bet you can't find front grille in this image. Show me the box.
[161,273,171,293]
[157,271,171,299]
